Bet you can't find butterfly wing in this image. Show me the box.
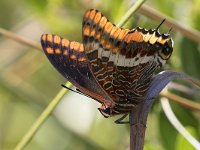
[41,34,112,104]
[82,9,173,107]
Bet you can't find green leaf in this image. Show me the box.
[159,111,177,150]
[175,126,197,150]
[191,0,200,30]
[179,37,200,79]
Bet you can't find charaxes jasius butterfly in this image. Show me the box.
[41,9,173,121]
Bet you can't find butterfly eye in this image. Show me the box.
[158,44,173,60]
[162,45,172,55]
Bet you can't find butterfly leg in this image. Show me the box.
[115,113,129,124]
[61,84,83,95]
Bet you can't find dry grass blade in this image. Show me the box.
[139,5,200,43]
[160,91,200,111]
[0,28,41,50]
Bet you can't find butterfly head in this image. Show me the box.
[156,33,174,65]
[148,20,174,64]
[98,104,120,118]
[133,27,174,67]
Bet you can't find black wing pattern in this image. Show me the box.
[41,34,112,104]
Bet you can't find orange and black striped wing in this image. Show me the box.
[82,9,173,108]
[82,9,131,103]
[41,34,112,103]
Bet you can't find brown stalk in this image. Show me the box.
[0,28,41,50]
[160,91,200,111]
[139,5,200,43]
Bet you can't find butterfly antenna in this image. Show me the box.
[156,19,166,30]
[61,84,91,98]
[168,27,172,34]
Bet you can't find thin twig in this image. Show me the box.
[160,91,200,111]
[139,5,200,43]
[167,82,200,97]
[0,28,41,50]
[14,82,72,150]
[117,0,146,27]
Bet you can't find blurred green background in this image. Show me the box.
[0,0,200,150]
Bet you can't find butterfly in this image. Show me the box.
[41,9,173,121]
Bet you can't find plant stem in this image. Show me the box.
[129,96,152,150]
[0,28,41,50]
[117,0,146,27]
[160,91,200,111]
[14,82,72,150]
[139,5,200,43]
[129,107,146,150]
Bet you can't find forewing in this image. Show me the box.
[82,9,165,106]
[41,34,112,103]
